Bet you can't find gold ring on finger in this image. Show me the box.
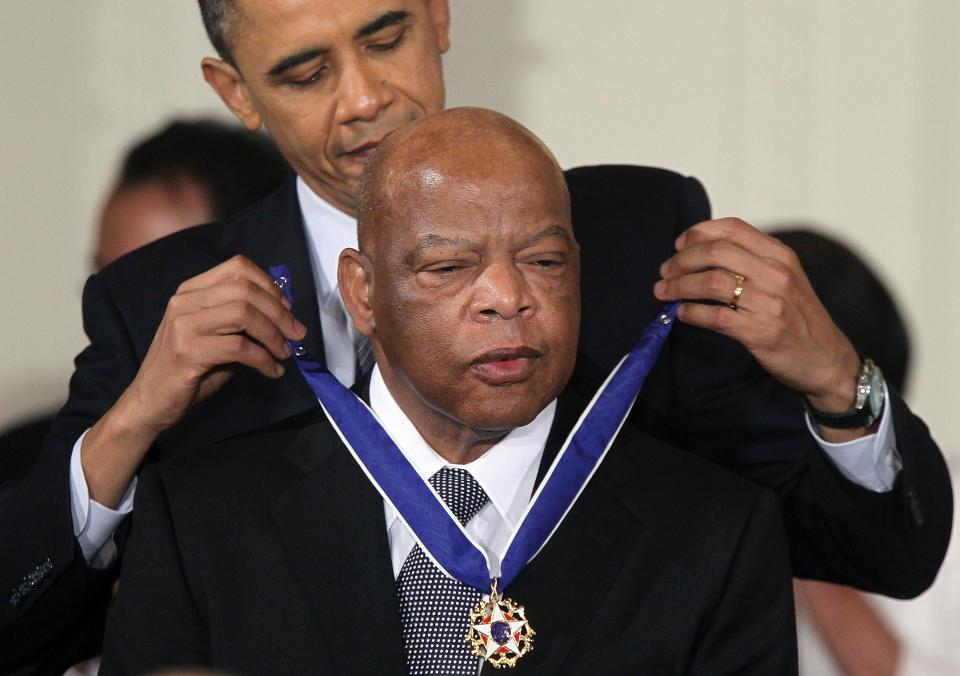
[729,274,745,310]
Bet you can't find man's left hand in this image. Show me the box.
[654,217,867,438]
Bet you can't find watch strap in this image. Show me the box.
[805,359,883,430]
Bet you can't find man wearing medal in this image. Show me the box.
[0,0,950,670]
[100,107,798,674]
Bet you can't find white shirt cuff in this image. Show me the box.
[805,390,901,493]
[69,430,137,568]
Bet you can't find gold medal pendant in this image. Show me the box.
[465,580,535,669]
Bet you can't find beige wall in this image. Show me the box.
[2,1,957,449]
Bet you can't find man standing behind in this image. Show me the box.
[100,107,797,676]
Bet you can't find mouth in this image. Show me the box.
[342,135,390,161]
[470,346,542,385]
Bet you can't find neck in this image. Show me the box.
[421,426,507,465]
[299,174,358,218]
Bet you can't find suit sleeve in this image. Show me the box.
[660,312,952,598]
[689,489,798,675]
[568,165,952,598]
[0,272,139,668]
[100,464,210,674]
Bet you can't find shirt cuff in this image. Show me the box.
[805,390,902,493]
[69,430,137,567]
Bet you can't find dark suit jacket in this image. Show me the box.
[0,167,951,670]
[99,393,798,675]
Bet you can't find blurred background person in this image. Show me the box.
[771,228,959,676]
[0,118,288,507]
[92,118,289,270]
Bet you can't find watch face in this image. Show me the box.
[868,366,885,416]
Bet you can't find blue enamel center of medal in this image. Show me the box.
[491,621,512,645]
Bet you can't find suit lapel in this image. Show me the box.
[489,392,647,674]
[270,415,407,676]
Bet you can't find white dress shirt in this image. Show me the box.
[68,179,904,566]
[296,176,361,387]
[368,365,554,577]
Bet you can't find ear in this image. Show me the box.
[338,248,376,337]
[201,57,263,131]
[425,0,451,54]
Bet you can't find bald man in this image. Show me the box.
[100,108,797,676]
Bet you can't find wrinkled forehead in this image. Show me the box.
[367,164,570,257]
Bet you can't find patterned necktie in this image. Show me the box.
[396,467,489,675]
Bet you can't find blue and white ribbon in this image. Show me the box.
[270,264,677,592]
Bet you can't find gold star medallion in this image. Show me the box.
[465,581,535,669]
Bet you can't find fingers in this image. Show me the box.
[177,255,292,311]
[675,301,774,351]
[154,255,309,380]
[656,217,803,309]
[655,268,747,309]
[659,237,757,282]
[183,302,293,363]
[675,217,795,265]
[170,278,306,342]
[194,335,286,379]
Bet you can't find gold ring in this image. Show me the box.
[729,274,745,310]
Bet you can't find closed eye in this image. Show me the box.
[428,263,466,274]
[287,68,327,89]
[368,30,406,53]
[523,254,567,271]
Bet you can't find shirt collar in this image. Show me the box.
[369,365,555,524]
[296,176,357,301]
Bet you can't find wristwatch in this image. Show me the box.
[806,358,886,429]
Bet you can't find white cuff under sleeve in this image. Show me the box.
[805,389,901,493]
[69,429,137,568]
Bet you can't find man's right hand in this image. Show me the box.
[81,256,307,507]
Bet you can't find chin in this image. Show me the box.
[457,390,552,433]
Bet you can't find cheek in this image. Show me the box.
[376,282,467,366]
[536,276,581,326]
[393,47,445,113]
[263,100,336,163]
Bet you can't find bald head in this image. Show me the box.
[357,107,569,254]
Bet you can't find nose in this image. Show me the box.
[335,55,395,124]
[469,262,537,322]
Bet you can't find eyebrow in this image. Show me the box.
[406,234,473,264]
[524,225,572,247]
[355,10,411,39]
[267,48,325,78]
[403,226,572,265]
[266,10,411,79]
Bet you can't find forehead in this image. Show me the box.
[386,167,571,245]
[233,0,418,51]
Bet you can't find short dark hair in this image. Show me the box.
[770,227,912,393]
[198,0,237,64]
[118,118,291,221]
